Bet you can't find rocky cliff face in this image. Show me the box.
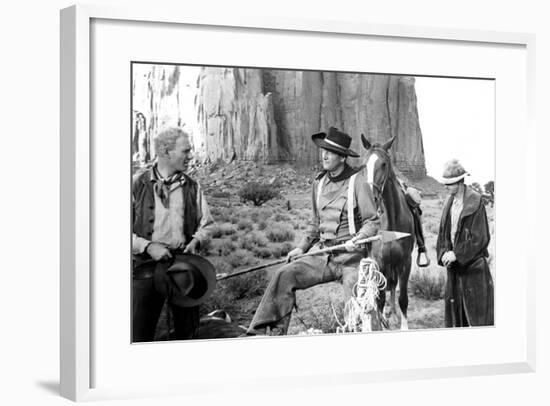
[133,65,426,179]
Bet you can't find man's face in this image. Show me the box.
[445,182,460,196]
[167,136,193,172]
[321,148,345,172]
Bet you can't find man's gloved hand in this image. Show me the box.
[146,242,172,261]
[344,236,362,252]
[184,238,200,254]
[286,247,304,263]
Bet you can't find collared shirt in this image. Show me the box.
[132,168,215,254]
[450,193,464,246]
[298,167,379,251]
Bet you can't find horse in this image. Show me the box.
[361,135,415,330]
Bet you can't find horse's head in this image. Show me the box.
[361,134,395,202]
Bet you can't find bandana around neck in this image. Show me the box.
[327,164,359,183]
[151,165,185,208]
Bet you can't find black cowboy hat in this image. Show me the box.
[312,127,359,157]
[154,253,217,307]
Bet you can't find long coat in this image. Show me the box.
[436,186,494,327]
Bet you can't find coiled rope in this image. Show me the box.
[333,257,387,333]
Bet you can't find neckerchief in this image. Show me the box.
[327,164,360,183]
[151,165,186,208]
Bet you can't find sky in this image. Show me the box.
[415,76,495,186]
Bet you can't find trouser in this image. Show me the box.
[132,270,199,342]
[248,245,364,334]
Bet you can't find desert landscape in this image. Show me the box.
[152,161,495,338]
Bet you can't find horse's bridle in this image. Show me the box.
[365,148,392,215]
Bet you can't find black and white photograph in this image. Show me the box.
[131,63,495,342]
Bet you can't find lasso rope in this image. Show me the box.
[333,257,387,333]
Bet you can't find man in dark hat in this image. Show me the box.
[436,159,494,327]
[132,127,216,342]
[247,127,380,335]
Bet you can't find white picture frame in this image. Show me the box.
[60,4,536,402]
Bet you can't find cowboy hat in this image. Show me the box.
[441,159,469,185]
[312,127,359,157]
[154,253,217,307]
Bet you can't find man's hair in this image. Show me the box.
[154,127,189,157]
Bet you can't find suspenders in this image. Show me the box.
[316,172,359,237]
[348,173,359,235]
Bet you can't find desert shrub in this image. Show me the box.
[239,232,268,250]
[280,242,293,256]
[224,271,267,300]
[252,246,272,259]
[230,233,239,242]
[220,223,237,235]
[265,225,295,243]
[257,220,268,231]
[425,219,440,235]
[210,224,223,238]
[229,215,240,224]
[210,191,231,199]
[198,235,212,256]
[238,182,279,206]
[409,266,446,300]
[273,213,291,222]
[249,211,260,222]
[201,259,235,313]
[295,300,344,334]
[270,245,283,258]
[211,223,237,238]
[213,207,232,223]
[226,249,258,268]
[237,219,254,232]
[216,240,236,256]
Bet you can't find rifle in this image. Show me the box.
[216,230,410,281]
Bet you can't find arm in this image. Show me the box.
[189,184,216,247]
[453,204,490,266]
[133,234,150,255]
[436,197,452,266]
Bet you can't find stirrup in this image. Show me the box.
[416,251,431,267]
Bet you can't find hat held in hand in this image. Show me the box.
[155,253,217,307]
[441,159,469,185]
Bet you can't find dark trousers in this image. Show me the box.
[132,277,199,342]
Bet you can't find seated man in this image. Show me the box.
[247,127,380,335]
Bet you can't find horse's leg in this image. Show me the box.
[398,260,411,330]
[388,285,400,328]
[377,286,387,325]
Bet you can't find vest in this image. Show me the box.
[132,169,200,245]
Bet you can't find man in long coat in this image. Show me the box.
[436,159,494,327]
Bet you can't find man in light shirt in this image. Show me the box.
[132,127,215,342]
[436,159,494,327]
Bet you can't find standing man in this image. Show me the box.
[247,127,380,335]
[132,127,216,342]
[436,159,494,327]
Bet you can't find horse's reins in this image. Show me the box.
[365,148,392,217]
